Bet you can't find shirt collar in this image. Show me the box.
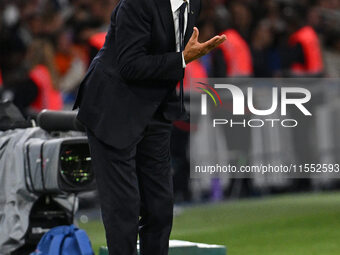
[170,0,190,13]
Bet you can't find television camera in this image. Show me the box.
[0,101,95,254]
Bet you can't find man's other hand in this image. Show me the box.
[183,27,226,64]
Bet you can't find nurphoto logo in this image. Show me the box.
[195,82,312,128]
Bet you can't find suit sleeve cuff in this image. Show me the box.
[181,52,186,68]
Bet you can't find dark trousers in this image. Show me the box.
[86,111,174,255]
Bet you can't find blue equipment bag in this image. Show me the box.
[30,225,94,255]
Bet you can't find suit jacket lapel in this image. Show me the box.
[153,0,176,51]
[184,0,195,45]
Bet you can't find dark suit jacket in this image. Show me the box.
[73,0,200,149]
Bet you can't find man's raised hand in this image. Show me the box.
[183,27,226,64]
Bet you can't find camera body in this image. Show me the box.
[0,104,95,254]
[25,137,94,194]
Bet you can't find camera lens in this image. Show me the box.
[60,144,93,187]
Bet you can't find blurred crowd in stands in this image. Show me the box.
[0,0,339,116]
[0,0,340,202]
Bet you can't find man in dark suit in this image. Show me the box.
[73,0,225,254]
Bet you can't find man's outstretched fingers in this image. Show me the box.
[212,36,226,49]
[202,36,220,47]
[202,35,226,52]
[184,32,226,64]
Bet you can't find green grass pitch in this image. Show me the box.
[80,192,340,255]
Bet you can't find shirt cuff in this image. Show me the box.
[181,52,186,68]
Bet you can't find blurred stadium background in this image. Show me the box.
[1,0,340,254]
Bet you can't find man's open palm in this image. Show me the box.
[183,27,227,64]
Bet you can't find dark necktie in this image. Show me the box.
[179,1,187,112]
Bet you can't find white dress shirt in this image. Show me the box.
[170,0,189,68]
